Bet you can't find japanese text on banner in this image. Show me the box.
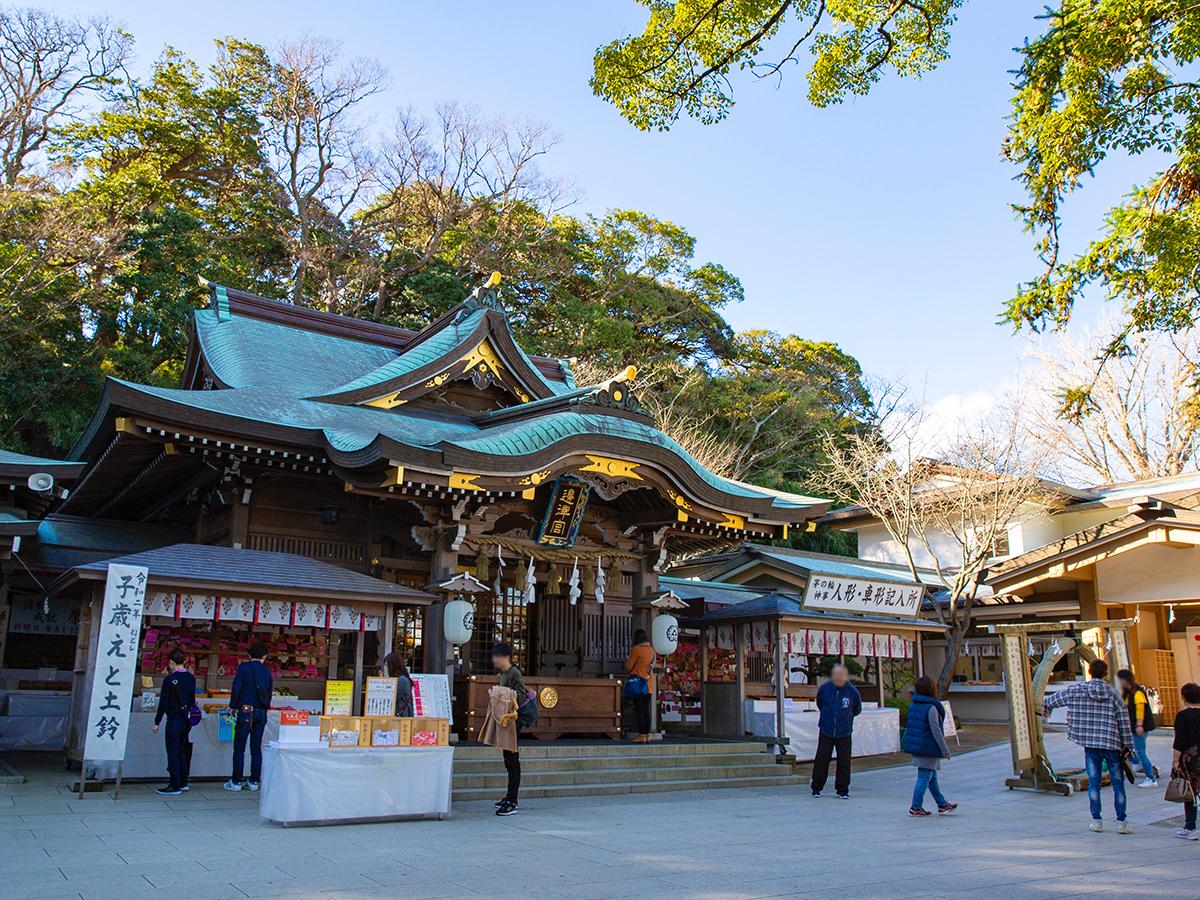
[83,564,148,761]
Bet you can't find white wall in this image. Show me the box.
[1095,544,1200,604]
[854,523,965,569]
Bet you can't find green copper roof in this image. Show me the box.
[195,309,398,394]
[0,449,75,467]
[82,287,828,520]
[319,308,488,397]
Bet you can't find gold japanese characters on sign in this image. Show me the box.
[536,476,591,547]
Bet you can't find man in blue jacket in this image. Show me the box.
[224,642,273,792]
[811,663,862,799]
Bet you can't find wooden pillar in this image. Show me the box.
[230,496,250,549]
[915,634,925,677]
[352,629,365,716]
[735,623,746,737]
[774,622,786,752]
[382,603,395,661]
[424,527,459,676]
[876,655,885,706]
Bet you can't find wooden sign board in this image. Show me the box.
[536,476,590,547]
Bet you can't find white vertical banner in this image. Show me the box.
[83,564,149,762]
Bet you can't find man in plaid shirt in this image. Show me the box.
[1044,658,1134,833]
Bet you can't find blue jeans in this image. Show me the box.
[164,718,191,789]
[912,767,946,809]
[232,709,267,783]
[1083,747,1127,821]
[1131,732,1155,777]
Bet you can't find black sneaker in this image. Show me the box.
[156,786,182,795]
[495,800,518,816]
[493,798,508,808]
[811,790,822,797]
[837,792,850,800]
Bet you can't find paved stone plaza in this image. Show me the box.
[1,731,1196,900]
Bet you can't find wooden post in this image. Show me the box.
[774,622,787,753]
[735,623,746,737]
[876,655,885,707]
[113,762,123,800]
[352,629,365,716]
[915,634,925,677]
[382,603,395,668]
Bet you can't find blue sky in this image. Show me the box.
[58,0,1149,402]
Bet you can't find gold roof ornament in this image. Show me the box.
[485,271,502,288]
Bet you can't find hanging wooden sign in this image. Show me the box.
[535,476,591,548]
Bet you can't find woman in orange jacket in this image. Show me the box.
[624,629,655,743]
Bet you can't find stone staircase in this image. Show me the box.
[452,740,803,801]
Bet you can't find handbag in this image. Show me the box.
[170,675,202,727]
[1164,769,1196,804]
[623,675,648,698]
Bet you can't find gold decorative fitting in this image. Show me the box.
[580,455,642,480]
[485,271,502,288]
[538,686,559,709]
[363,392,406,409]
[719,513,746,530]
[667,489,693,511]
[448,472,484,491]
[519,469,552,487]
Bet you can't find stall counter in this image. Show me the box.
[95,705,279,780]
[743,699,901,760]
[259,744,453,825]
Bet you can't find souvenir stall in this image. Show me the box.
[687,590,944,760]
[51,543,434,782]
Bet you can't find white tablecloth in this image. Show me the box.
[744,701,900,760]
[259,745,453,826]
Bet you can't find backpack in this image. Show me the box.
[251,662,272,709]
[1128,686,1156,732]
[517,689,540,728]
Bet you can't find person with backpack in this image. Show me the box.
[383,651,414,717]
[152,649,196,796]
[491,642,534,817]
[224,642,273,792]
[624,629,655,743]
[1117,668,1158,787]
[903,675,956,817]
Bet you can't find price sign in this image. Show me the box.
[411,673,453,723]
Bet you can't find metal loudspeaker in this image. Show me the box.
[26,472,55,493]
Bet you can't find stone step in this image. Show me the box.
[452,750,776,774]
[452,740,770,760]
[453,774,804,802]
[453,762,784,789]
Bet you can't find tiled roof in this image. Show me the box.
[68,542,435,603]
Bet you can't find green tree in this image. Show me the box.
[592,0,961,130]
[1004,1,1200,395]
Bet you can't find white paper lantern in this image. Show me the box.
[652,614,679,655]
[444,599,475,644]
